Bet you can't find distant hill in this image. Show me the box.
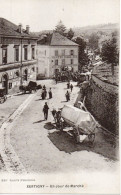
[32,23,119,37]
[72,23,119,37]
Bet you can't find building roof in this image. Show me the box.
[51,32,78,46]
[37,32,78,46]
[0,18,37,39]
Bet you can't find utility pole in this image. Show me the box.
[20,36,24,85]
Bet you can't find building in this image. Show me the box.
[37,32,78,78]
[0,18,38,94]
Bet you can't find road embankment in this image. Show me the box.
[85,75,118,135]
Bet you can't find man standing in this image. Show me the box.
[48,88,52,99]
[65,90,70,102]
[43,102,49,120]
[70,84,73,92]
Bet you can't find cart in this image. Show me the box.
[56,105,97,143]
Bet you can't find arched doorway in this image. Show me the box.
[2,73,9,94]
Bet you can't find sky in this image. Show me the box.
[0,0,120,32]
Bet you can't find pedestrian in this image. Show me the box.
[55,77,57,84]
[70,84,73,92]
[43,102,49,120]
[43,85,46,90]
[41,89,45,100]
[67,82,70,89]
[48,88,52,99]
[51,108,57,122]
[65,90,70,102]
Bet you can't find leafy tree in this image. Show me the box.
[101,36,119,75]
[88,33,99,51]
[55,20,66,35]
[67,28,74,40]
[73,37,89,71]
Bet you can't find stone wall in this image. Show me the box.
[85,76,119,135]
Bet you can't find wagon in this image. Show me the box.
[56,105,97,143]
[19,81,39,94]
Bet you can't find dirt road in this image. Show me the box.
[7,80,118,174]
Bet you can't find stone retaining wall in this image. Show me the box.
[85,76,119,134]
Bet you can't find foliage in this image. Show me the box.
[73,37,89,71]
[67,28,74,40]
[88,33,99,51]
[55,20,66,35]
[101,36,119,75]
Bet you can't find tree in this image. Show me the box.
[67,28,74,40]
[101,36,119,75]
[55,20,66,35]
[73,37,89,71]
[88,33,99,51]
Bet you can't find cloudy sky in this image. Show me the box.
[0,0,120,31]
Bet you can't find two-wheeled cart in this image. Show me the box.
[55,105,97,143]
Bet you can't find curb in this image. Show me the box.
[0,93,37,173]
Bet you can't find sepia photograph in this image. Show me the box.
[0,0,120,194]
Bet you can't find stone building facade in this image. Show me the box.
[0,18,38,94]
[37,32,78,78]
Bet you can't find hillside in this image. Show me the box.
[32,23,119,37]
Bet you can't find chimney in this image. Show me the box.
[18,23,22,33]
[26,25,30,34]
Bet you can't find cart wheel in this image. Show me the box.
[88,133,95,143]
[60,121,64,131]
[0,98,4,104]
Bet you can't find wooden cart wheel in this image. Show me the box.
[88,133,95,143]
[60,121,64,131]
[0,98,5,104]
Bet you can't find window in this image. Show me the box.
[31,67,35,72]
[24,47,28,60]
[55,50,58,56]
[61,50,65,55]
[14,46,19,62]
[15,71,19,77]
[2,47,7,64]
[32,47,35,59]
[71,59,73,64]
[9,82,12,89]
[70,50,74,55]
[55,59,58,65]
[62,59,65,65]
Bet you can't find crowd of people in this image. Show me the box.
[54,70,89,83]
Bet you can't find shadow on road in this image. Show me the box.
[33,119,45,124]
[35,98,42,101]
[44,122,55,130]
[14,93,26,96]
[48,130,118,161]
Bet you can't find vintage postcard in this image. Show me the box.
[0,0,120,194]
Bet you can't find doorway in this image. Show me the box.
[2,73,8,94]
[24,69,28,81]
